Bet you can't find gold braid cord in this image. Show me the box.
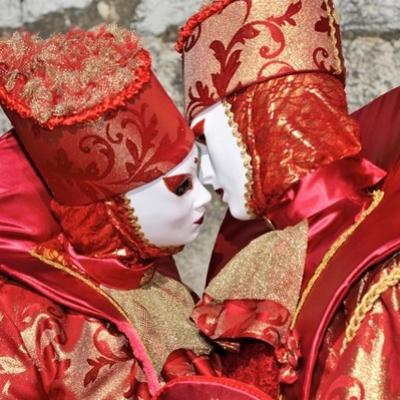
[323,0,343,75]
[291,190,385,328]
[340,263,400,354]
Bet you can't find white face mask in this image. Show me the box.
[191,102,254,221]
[126,144,211,247]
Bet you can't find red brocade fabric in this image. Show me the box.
[0,275,229,399]
[226,72,361,215]
[5,73,194,205]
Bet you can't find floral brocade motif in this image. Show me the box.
[0,275,217,399]
[0,277,143,399]
[226,73,361,214]
[6,73,194,206]
[313,255,400,399]
[181,0,344,120]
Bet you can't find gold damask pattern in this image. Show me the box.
[0,277,140,399]
[206,221,308,317]
[182,0,344,119]
[32,246,212,379]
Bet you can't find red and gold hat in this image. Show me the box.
[177,0,345,122]
[0,25,194,205]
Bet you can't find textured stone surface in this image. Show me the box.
[0,0,21,28]
[0,0,399,293]
[344,36,400,111]
[22,0,93,23]
[134,0,202,35]
[336,0,400,31]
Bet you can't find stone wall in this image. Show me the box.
[0,0,399,293]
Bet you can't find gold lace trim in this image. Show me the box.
[222,99,256,218]
[340,263,400,354]
[290,190,385,329]
[324,0,343,75]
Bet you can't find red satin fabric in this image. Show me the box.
[191,294,298,394]
[153,376,274,400]
[268,157,385,291]
[354,86,400,171]
[192,294,290,349]
[285,163,400,399]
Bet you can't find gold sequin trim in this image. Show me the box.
[222,99,256,218]
[340,263,400,354]
[324,0,343,75]
[290,190,385,329]
[122,195,153,247]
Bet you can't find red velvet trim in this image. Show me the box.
[176,0,235,53]
[0,49,151,131]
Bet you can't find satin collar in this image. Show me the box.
[267,157,386,289]
[267,157,385,228]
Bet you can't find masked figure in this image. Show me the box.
[0,26,275,400]
[177,1,400,399]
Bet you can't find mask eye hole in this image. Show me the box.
[196,134,207,145]
[192,120,207,145]
[163,174,193,197]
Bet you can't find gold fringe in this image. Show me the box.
[290,190,384,329]
[340,263,400,354]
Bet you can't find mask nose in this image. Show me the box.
[198,142,220,191]
[194,177,212,209]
